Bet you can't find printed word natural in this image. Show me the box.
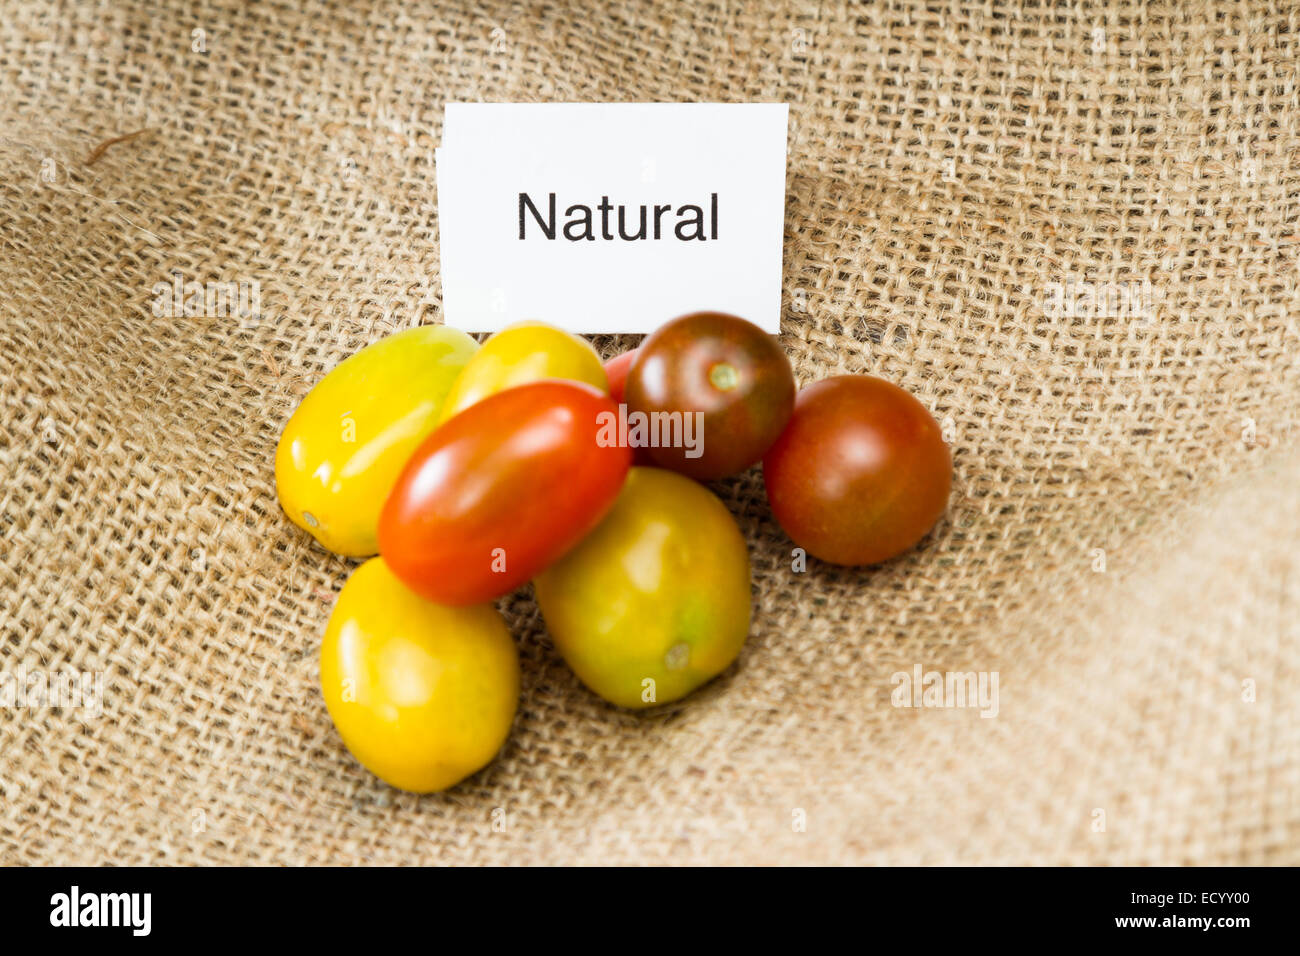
[519,192,719,242]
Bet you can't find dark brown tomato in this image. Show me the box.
[625,312,795,481]
[762,375,951,566]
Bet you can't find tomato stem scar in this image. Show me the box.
[708,362,739,391]
[664,642,691,671]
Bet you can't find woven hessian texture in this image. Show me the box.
[2,1,1298,865]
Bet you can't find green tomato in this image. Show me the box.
[534,467,752,709]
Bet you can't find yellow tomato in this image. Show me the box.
[534,467,752,709]
[275,325,477,557]
[437,321,607,422]
[320,558,520,793]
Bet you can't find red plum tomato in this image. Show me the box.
[378,381,632,605]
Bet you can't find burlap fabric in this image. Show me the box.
[2,0,1298,866]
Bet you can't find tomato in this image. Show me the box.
[438,320,607,422]
[534,467,751,709]
[763,375,951,565]
[625,312,794,481]
[379,381,631,605]
[320,557,519,792]
[603,347,639,405]
[604,346,655,466]
[275,325,478,557]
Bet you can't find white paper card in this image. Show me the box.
[436,103,788,333]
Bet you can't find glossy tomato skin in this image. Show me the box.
[320,557,519,793]
[535,467,751,709]
[604,347,654,466]
[763,375,951,566]
[275,325,477,557]
[379,381,631,605]
[438,321,607,423]
[625,312,794,481]
[603,347,639,405]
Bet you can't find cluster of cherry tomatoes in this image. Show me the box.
[275,313,950,792]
